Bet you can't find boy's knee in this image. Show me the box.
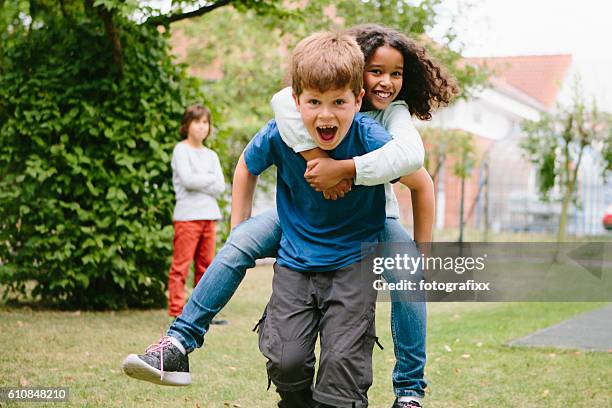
[267,341,314,387]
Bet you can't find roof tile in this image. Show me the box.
[467,55,572,109]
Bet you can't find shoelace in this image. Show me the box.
[145,336,173,381]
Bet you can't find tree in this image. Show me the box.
[0,0,488,309]
[0,1,283,73]
[421,128,476,241]
[521,79,612,243]
[0,0,279,309]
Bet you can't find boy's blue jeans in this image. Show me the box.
[167,209,427,398]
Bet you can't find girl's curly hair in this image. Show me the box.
[347,24,459,120]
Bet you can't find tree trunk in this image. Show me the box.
[97,6,123,79]
[557,190,571,243]
[459,149,466,243]
[557,134,585,244]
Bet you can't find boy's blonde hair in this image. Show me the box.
[291,31,364,97]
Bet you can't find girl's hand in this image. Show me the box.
[322,179,352,200]
[304,157,354,190]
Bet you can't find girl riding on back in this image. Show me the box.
[124,24,457,408]
[271,24,458,407]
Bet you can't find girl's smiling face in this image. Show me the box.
[363,45,404,110]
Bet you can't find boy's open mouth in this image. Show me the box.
[316,125,338,142]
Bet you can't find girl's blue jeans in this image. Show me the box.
[167,209,427,398]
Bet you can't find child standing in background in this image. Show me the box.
[168,104,225,317]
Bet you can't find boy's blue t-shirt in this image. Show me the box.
[244,113,391,272]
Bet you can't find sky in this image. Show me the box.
[429,0,612,112]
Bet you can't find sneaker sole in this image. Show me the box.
[122,354,191,386]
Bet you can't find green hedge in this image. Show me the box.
[0,17,203,309]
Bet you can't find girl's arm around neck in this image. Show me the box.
[355,104,424,186]
[271,87,317,153]
[272,88,424,187]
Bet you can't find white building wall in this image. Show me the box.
[429,88,541,141]
[425,83,610,236]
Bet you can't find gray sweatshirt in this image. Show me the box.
[171,142,225,221]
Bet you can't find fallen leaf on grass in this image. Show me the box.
[20,377,29,387]
[444,345,452,352]
[461,354,471,359]
[542,389,550,397]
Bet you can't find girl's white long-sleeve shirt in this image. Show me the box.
[171,142,225,221]
[270,87,425,219]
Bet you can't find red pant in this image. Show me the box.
[168,220,216,317]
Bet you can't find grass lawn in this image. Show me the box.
[1,265,610,407]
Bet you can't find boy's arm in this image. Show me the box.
[232,121,276,228]
[230,153,258,229]
[398,167,434,243]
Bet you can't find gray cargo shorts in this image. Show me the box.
[257,262,378,408]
